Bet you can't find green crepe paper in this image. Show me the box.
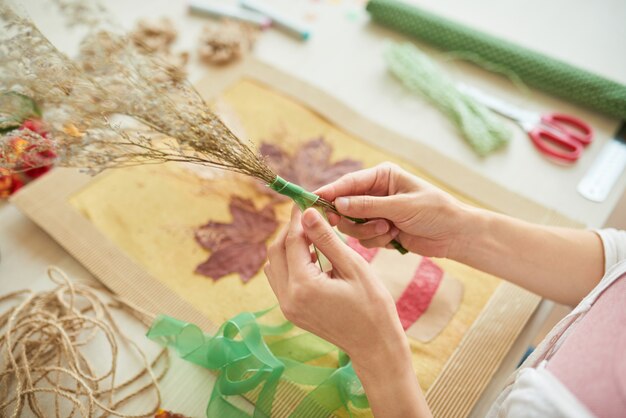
[146,308,369,417]
[367,0,626,120]
[270,176,408,254]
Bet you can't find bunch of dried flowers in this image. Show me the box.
[0,2,275,184]
[0,1,378,235]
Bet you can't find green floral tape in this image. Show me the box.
[269,176,408,255]
[146,309,368,417]
[269,176,320,210]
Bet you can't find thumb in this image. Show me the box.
[335,195,395,219]
[301,208,359,270]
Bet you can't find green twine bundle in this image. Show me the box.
[385,42,511,156]
[367,0,626,120]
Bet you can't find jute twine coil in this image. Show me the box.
[0,267,169,417]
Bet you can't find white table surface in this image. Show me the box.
[3,0,626,416]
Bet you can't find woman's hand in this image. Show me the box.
[316,162,470,258]
[265,205,405,362]
[317,162,604,306]
[264,206,430,418]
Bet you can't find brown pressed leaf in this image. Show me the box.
[259,137,362,201]
[194,197,278,282]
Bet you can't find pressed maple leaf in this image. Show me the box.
[195,197,278,282]
[258,137,362,201]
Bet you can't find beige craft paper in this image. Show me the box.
[407,275,464,342]
[370,248,423,300]
[366,247,464,343]
[11,59,584,418]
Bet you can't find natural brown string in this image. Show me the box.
[0,266,169,418]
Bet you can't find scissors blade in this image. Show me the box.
[456,83,537,124]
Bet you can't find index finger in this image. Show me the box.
[315,165,392,203]
[286,206,318,280]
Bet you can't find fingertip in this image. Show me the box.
[335,197,349,212]
[289,207,303,234]
[327,212,340,226]
[302,208,321,229]
[374,220,390,234]
[313,184,329,196]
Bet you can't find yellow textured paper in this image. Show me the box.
[70,79,500,392]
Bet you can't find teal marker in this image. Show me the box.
[189,0,272,28]
[240,0,311,40]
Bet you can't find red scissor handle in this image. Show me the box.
[542,113,593,145]
[528,127,583,162]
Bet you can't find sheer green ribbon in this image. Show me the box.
[146,309,369,417]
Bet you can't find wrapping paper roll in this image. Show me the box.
[367,0,626,120]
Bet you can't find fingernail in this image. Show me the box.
[302,209,319,228]
[389,227,399,238]
[375,221,389,234]
[336,197,349,211]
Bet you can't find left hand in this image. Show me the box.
[264,205,407,364]
[265,205,430,418]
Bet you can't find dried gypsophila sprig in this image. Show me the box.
[0,1,357,225]
[0,2,275,184]
[51,0,111,28]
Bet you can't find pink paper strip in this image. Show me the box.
[395,257,444,330]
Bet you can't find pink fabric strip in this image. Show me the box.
[395,257,444,330]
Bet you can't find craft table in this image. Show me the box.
[2,0,625,416]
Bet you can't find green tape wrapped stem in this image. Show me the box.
[146,309,368,417]
[367,0,626,120]
[269,176,320,211]
[270,176,407,254]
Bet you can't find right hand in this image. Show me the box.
[316,163,470,258]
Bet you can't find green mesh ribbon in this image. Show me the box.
[367,0,626,120]
[146,309,368,417]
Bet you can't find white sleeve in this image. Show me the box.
[595,228,626,273]
[492,367,594,418]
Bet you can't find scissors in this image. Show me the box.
[457,83,593,162]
